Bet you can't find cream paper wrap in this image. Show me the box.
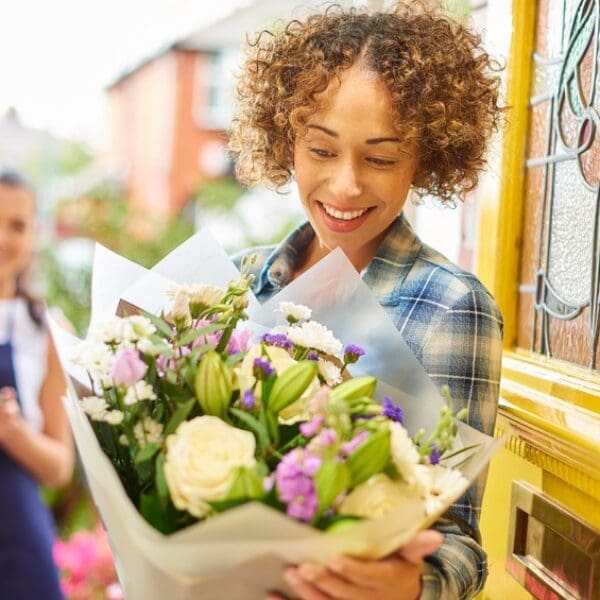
[49,230,502,599]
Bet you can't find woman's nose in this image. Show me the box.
[329,162,362,201]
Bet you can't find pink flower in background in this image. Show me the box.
[111,348,147,387]
[53,524,122,600]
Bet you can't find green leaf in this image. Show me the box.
[141,310,175,340]
[226,466,264,501]
[135,442,160,464]
[155,452,168,508]
[230,408,270,453]
[178,324,224,347]
[164,399,196,436]
[140,492,180,534]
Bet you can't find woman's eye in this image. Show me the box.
[367,157,397,167]
[309,148,336,159]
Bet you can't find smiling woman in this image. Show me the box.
[229,3,504,599]
[0,169,73,599]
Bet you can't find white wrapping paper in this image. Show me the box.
[50,230,502,599]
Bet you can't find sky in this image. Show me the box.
[0,0,249,145]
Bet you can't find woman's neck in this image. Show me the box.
[294,233,385,280]
[0,279,17,300]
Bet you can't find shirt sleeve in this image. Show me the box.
[416,289,503,598]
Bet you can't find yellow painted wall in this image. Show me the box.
[478,448,542,598]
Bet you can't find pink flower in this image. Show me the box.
[227,328,253,354]
[111,348,147,387]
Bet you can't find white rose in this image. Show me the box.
[279,301,312,321]
[164,416,256,518]
[339,474,424,519]
[390,422,421,484]
[287,321,342,355]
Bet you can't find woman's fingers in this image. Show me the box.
[397,530,444,564]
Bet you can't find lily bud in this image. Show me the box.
[329,376,377,405]
[314,460,350,512]
[347,429,391,486]
[268,361,318,414]
[194,350,232,418]
[226,466,264,501]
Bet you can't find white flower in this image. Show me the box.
[80,396,109,421]
[164,416,256,518]
[124,381,157,405]
[287,321,342,355]
[127,315,156,340]
[279,301,312,321]
[390,422,421,485]
[136,337,159,356]
[72,341,114,382]
[119,434,129,446]
[188,284,224,307]
[235,344,295,393]
[416,465,468,517]
[134,417,164,447]
[103,410,125,425]
[89,316,128,344]
[339,474,424,519]
[317,359,342,386]
[168,286,191,327]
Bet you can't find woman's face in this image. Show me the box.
[0,183,36,285]
[293,62,419,266]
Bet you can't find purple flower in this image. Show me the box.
[253,357,275,379]
[299,415,324,438]
[227,329,253,354]
[274,449,321,522]
[343,344,365,364]
[287,493,319,522]
[306,352,319,362]
[111,348,147,387]
[260,333,292,349]
[241,389,256,409]
[340,430,369,456]
[382,396,404,424]
[429,443,441,465]
[308,428,338,451]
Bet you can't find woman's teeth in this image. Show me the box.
[322,203,369,220]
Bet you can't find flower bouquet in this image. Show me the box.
[50,231,501,599]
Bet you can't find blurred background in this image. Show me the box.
[1,0,497,596]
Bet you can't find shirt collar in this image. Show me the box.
[254,213,422,302]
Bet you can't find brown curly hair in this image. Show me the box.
[228,2,503,203]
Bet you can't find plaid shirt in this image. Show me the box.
[234,213,503,599]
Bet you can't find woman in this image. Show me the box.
[230,4,503,599]
[0,169,74,599]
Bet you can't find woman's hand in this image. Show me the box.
[267,530,443,600]
[0,387,24,445]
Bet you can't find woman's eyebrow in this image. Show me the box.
[306,125,401,145]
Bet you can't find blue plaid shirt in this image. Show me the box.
[234,213,503,599]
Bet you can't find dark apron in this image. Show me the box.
[0,308,63,599]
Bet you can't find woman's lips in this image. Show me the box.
[316,201,375,233]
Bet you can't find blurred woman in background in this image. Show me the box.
[0,169,73,599]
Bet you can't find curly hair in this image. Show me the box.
[228,2,503,203]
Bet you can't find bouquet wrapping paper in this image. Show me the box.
[50,230,502,599]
